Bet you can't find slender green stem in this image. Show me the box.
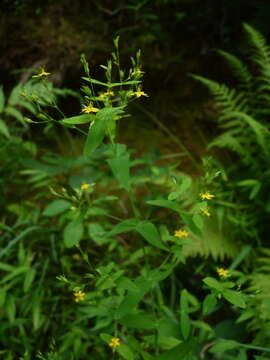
[128,192,140,219]
[76,244,97,276]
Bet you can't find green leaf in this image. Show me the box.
[210,339,239,353]
[32,295,42,330]
[0,86,5,112]
[43,200,71,216]
[0,119,10,138]
[116,278,152,319]
[88,223,109,245]
[16,99,36,114]
[8,83,23,105]
[83,117,107,156]
[168,191,181,201]
[0,289,6,307]
[107,154,130,191]
[6,295,16,323]
[146,199,180,212]
[83,107,123,156]
[61,114,96,125]
[180,211,201,236]
[203,294,217,315]
[203,277,224,292]
[192,213,204,230]
[118,313,156,329]
[5,106,25,124]
[109,80,141,87]
[155,341,199,360]
[24,268,36,292]
[141,352,154,360]
[236,310,255,323]
[180,289,189,313]
[178,177,192,194]
[108,218,138,236]
[108,219,168,250]
[82,77,108,86]
[63,217,84,247]
[180,311,191,340]
[0,266,29,284]
[117,344,134,360]
[223,289,246,308]
[117,277,139,292]
[136,221,168,250]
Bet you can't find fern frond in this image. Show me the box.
[226,112,270,153]
[217,49,252,91]
[244,23,270,93]
[208,132,246,156]
[246,254,270,345]
[191,75,247,116]
[182,223,238,260]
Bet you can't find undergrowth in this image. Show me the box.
[0,25,270,360]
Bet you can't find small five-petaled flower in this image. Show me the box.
[133,88,148,98]
[74,290,85,302]
[201,208,211,217]
[200,192,215,200]
[80,183,91,190]
[109,337,121,349]
[174,229,189,238]
[82,103,100,113]
[217,268,229,278]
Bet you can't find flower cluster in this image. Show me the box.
[200,191,215,217]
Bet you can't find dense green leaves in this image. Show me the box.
[119,313,156,329]
[1,24,270,360]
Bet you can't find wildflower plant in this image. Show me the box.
[1,35,270,360]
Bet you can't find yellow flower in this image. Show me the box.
[80,183,91,190]
[217,268,229,278]
[99,90,114,98]
[135,68,144,76]
[174,229,189,238]
[82,103,100,113]
[32,67,51,78]
[109,337,121,349]
[201,208,211,217]
[133,89,148,98]
[74,290,85,302]
[200,192,215,200]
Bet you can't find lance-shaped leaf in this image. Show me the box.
[84,107,124,156]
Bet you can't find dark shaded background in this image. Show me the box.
[1,0,269,155]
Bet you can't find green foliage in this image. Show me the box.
[192,23,270,349]
[192,24,270,245]
[1,33,270,360]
